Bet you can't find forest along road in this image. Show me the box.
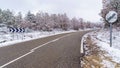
[0,31,90,68]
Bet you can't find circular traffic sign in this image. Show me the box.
[106,11,118,23]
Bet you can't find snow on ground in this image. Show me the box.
[88,29,120,67]
[97,29,120,50]
[0,30,76,47]
[96,29,120,63]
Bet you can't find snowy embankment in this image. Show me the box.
[88,29,120,67]
[96,29,120,63]
[0,30,76,47]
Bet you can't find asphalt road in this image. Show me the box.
[0,31,89,68]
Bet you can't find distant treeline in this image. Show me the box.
[0,9,102,31]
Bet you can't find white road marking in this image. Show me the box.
[80,34,85,54]
[80,31,93,54]
[31,38,60,51]
[0,34,71,68]
[0,51,33,68]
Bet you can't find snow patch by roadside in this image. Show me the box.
[85,29,120,68]
[0,30,76,47]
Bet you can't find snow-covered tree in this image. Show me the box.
[101,0,120,27]
[25,11,36,23]
[79,18,84,29]
[71,18,80,30]
[58,13,70,30]
[0,9,2,23]
[1,9,15,25]
[50,14,59,28]
[14,12,23,27]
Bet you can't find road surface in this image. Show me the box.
[0,31,89,68]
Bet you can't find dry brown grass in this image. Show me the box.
[81,35,120,68]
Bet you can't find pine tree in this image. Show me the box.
[14,12,23,27]
[25,11,36,23]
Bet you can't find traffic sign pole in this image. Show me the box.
[110,23,112,47]
[105,11,118,47]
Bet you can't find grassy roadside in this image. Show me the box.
[81,32,120,68]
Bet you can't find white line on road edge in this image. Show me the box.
[80,31,92,54]
[81,36,84,54]
[0,34,71,68]
[0,51,33,68]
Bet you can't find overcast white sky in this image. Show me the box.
[0,0,102,22]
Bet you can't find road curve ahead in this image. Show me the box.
[0,31,89,68]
